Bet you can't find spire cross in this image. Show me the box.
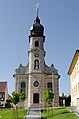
[36,2,39,17]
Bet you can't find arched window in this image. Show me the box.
[47,82,52,91]
[34,60,39,69]
[35,41,39,47]
[20,82,26,94]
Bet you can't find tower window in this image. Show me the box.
[35,41,39,47]
[20,82,26,94]
[47,82,52,91]
[34,59,39,69]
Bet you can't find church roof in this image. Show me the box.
[44,62,59,76]
[30,16,44,35]
[0,82,7,92]
[14,63,28,75]
[30,3,44,37]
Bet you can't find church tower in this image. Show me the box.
[13,4,60,108]
[28,5,46,107]
[29,5,45,74]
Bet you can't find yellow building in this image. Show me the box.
[68,50,79,106]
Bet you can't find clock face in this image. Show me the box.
[34,53,39,57]
[33,81,39,87]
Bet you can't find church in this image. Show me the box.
[13,5,60,108]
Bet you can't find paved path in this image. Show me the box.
[69,106,79,116]
[28,108,41,115]
[24,108,41,119]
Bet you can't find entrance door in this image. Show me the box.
[33,93,39,103]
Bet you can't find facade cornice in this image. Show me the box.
[28,48,46,56]
[29,34,45,42]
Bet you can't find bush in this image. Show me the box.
[5,102,12,108]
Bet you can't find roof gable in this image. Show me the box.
[68,50,79,75]
[0,82,7,92]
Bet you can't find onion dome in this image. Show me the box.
[30,16,44,35]
[29,3,45,42]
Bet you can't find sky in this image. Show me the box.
[0,0,79,96]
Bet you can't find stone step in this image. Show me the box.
[29,103,41,108]
[24,104,41,119]
[24,115,41,119]
[28,108,41,115]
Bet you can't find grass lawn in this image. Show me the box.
[0,109,27,119]
[41,107,79,119]
[0,107,79,119]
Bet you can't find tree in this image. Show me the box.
[20,92,26,118]
[20,92,26,103]
[44,90,54,105]
[11,91,20,119]
[44,90,54,116]
[62,93,67,98]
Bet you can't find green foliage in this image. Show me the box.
[62,93,67,98]
[20,92,26,102]
[11,91,26,105]
[11,91,26,119]
[48,91,54,104]
[11,91,20,105]
[20,92,26,118]
[42,107,79,119]
[44,91,49,102]
[44,90,54,104]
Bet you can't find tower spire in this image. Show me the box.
[36,1,39,18]
[34,1,40,23]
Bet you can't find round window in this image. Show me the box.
[34,81,39,87]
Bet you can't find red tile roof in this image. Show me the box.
[0,82,7,92]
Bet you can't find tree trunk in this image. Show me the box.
[22,102,24,119]
[47,103,49,117]
[12,107,14,119]
[16,105,18,119]
[51,102,53,116]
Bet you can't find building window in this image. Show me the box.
[47,82,52,91]
[34,81,39,87]
[34,60,39,69]
[35,41,39,47]
[0,94,4,101]
[20,82,26,94]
